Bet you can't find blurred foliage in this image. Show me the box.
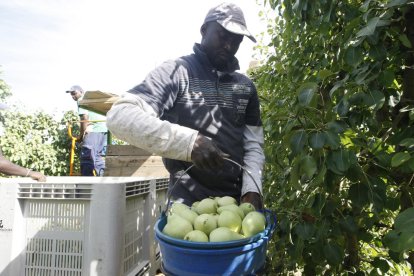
[0,108,80,177]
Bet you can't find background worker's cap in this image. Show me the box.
[0,103,9,110]
[203,2,256,43]
[65,85,84,93]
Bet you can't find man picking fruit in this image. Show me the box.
[106,3,265,209]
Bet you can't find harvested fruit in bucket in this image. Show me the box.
[162,196,266,242]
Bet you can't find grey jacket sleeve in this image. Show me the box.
[241,125,265,196]
[106,92,198,161]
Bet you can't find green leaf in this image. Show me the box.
[336,98,350,117]
[379,70,395,87]
[386,0,408,8]
[311,193,326,216]
[327,121,347,133]
[309,132,326,149]
[297,82,318,107]
[356,17,380,37]
[372,257,391,273]
[325,131,340,149]
[326,149,356,174]
[359,0,372,12]
[313,165,327,186]
[409,158,414,171]
[300,155,317,178]
[364,90,385,110]
[290,130,308,155]
[295,222,315,240]
[399,34,412,48]
[370,176,387,211]
[399,138,414,148]
[384,230,414,252]
[323,241,343,266]
[339,215,358,234]
[318,69,334,80]
[391,152,411,167]
[394,208,414,232]
[349,183,369,209]
[345,46,364,66]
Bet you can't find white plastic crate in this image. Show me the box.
[0,176,169,276]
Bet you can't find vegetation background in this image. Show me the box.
[254,0,414,274]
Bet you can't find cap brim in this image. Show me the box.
[217,19,257,43]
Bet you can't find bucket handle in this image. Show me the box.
[261,209,277,238]
[163,157,263,216]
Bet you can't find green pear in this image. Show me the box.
[217,210,242,233]
[177,208,199,225]
[217,204,245,219]
[194,213,217,235]
[217,196,237,207]
[209,227,245,242]
[163,213,193,239]
[239,202,256,216]
[210,213,220,225]
[241,211,266,237]
[191,201,200,210]
[170,202,190,215]
[195,198,218,214]
[184,230,209,242]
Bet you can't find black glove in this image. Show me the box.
[191,134,229,171]
[241,192,263,210]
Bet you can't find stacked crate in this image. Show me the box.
[0,176,169,276]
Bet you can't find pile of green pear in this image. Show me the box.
[162,196,266,242]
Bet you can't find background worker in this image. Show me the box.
[106,3,265,209]
[0,103,46,181]
[66,85,107,176]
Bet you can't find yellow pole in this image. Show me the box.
[67,122,77,176]
[67,120,106,176]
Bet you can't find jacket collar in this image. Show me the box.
[193,43,240,73]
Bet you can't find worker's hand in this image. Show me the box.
[29,171,47,182]
[241,192,263,210]
[191,134,229,171]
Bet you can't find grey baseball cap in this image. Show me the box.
[65,85,84,93]
[203,2,256,43]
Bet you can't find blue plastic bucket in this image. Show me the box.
[155,209,276,276]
